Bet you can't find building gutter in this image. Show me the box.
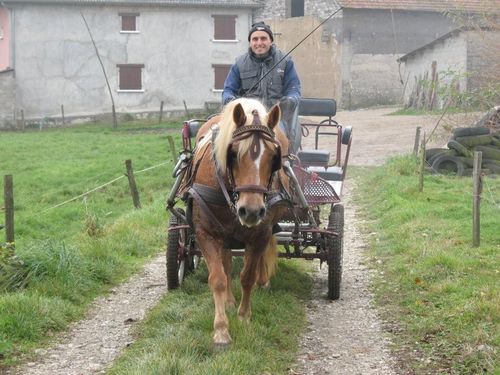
[1,0,260,8]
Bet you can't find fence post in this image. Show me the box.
[61,104,66,126]
[125,160,141,209]
[472,151,482,247]
[419,133,426,192]
[21,109,25,131]
[413,126,421,155]
[4,175,15,247]
[183,100,190,118]
[167,136,177,161]
[159,101,164,124]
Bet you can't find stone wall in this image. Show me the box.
[254,0,340,21]
[466,30,500,95]
[400,33,468,109]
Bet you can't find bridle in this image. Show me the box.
[218,109,282,210]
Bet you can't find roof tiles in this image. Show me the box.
[337,0,500,13]
[3,0,260,7]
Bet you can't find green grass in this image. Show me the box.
[0,119,182,365]
[354,156,499,374]
[387,107,475,116]
[107,258,312,375]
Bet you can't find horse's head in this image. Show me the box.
[215,98,282,227]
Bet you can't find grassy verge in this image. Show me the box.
[387,107,474,116]
[354,156,499,374]
[0,120,181,365]
[107,258,312,375]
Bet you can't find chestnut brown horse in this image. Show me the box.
[187,98,290,347]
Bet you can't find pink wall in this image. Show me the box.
[0,6,11,70]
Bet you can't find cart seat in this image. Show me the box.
[188,121,201,138]
[297,150,330,167]
[306,166,343,181]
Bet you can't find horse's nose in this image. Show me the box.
[237,205,266,226]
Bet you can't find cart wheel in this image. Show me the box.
[166,208,194,290]
[327,204,344,300]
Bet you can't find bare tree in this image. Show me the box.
[81,13,118,128]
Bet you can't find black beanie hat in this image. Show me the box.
[248,22,274,42]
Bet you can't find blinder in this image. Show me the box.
[225,122,282,196]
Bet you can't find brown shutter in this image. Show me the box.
[213,65,231,90]
[213,15,236,40]
[117,64,144,90]
[121,15,136,31]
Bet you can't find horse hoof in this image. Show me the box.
[213,330,232,349]
[213,341,231,352]
[237,311,251,322]
[258,280,271,289]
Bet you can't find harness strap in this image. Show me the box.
[214,158,237,213]
[234,184,269,194]
[188,185,227,236]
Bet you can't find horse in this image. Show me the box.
[186,98,290,347]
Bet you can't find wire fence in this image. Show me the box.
[1,159,173,249]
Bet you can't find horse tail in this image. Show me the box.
[257,236,278,287]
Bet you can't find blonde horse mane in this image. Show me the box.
[214,98,281,172]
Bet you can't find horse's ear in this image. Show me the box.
[233,103,247,128]
[267,104,281,130]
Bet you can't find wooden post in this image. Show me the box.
[413,126,421,155]
[112,104,118,129]
[472,151,482,247]
[167,136,177,161]
[20,109,25,131]
[419,133,426,192]
[159,101,164,124]
[427,61,437,110]
[125,160,141,209]
[183,100,190,118]
[4,175,14,247]
[61,104,66,126]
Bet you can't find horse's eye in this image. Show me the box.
[228,150,237,161]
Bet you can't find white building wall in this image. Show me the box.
[10,4,252,121]
[402,33,468,106]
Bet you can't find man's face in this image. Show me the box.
[250,31,272,56]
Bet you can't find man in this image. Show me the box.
[222,22,302,153]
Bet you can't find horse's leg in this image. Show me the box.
[256,236,278,288]
[238,250,262,321]
[221,249,236,308]
[196,231,231,346]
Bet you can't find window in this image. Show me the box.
[120,13,139,32]
[212,15,236,40]
[289,0,304,17]
[213,64,231,90]
[117,64,144,91]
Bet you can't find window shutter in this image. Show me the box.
[118,64,144,90]
[213,65,231,90]
[213,15,236,40]
[121,15,137,31]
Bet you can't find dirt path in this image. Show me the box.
[292,107,481,374]
[9,107,478,375]
[7,256,167,375]
[292,181,397,374]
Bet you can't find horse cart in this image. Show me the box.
[166,98,352,301]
